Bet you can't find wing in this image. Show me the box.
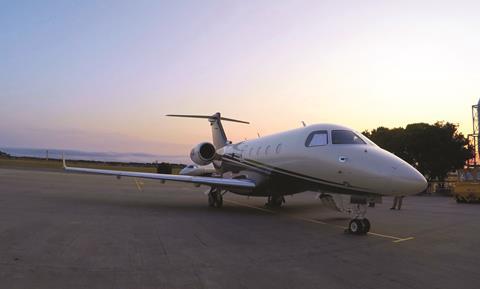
[63,158,255,191]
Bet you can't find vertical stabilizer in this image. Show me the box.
[209,112,228,148]
[166,113,249,149]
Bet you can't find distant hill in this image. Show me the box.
[0,150,11,158]
[1,147,190,164]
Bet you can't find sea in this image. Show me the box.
[0,147,190,164]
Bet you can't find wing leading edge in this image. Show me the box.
[62,158,255,191]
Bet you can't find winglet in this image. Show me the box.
[62,153,67,169]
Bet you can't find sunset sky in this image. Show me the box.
[1,0,480,155]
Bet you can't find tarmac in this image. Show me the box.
[0,167,479,289]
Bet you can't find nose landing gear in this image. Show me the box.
[348,218,370,235]
[347,203,370,235]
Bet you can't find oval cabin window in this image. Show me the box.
[275,144,282,154]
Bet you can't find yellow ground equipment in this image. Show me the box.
[454,168,480,203]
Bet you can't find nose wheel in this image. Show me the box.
[344,203,371,235]
[348,218,370,235]
[208,188,223,208]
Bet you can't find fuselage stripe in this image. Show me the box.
[221,154,369,193]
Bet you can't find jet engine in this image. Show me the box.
[190,142,216,165]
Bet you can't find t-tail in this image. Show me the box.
[166,112,249,148]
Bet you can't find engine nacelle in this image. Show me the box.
[190,142,216,166]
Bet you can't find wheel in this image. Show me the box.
[273,196,284,207]
[208,193,215,207]
[266,196,284,208]
[208,189,222,208]
[265,196,273,208]
[348,219,364,235]
[214,194,223,208]
[362,218,371,233]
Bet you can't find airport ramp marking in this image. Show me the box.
[225,199,415,243]
[133,178,144,192]
[392,237,415,243]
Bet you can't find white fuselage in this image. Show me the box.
[217,123,427,197]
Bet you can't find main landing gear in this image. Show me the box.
[347,203,370,235]
[265,195,285,208]
[208,188,223,208]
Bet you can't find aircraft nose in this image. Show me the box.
[391,163,428,195]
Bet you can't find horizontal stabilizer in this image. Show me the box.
[166,114,249,124]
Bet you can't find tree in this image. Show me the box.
[363,127,409,161]
[364,122,473,181]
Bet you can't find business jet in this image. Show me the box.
[179,164,216,177]
[63,112,427,235]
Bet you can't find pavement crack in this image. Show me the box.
[194,233,208,248]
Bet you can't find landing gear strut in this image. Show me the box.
[208,188,223,208]
[265,195,285,208]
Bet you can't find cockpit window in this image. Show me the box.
[332,130,366,144]
[305,130,328,147]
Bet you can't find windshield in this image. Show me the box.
[332,130,366,145]
[305,130,328,147]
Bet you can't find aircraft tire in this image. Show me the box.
[348,219,364,235]
[362,218,371,233]
[208,188,223,208]
[214,195,223,208]
[208,193,215,207]
[273,196,283,207]
[266,196,284,208]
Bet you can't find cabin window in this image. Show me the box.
[265,145,271,155]
[256,146,262,157]
[332,130,366,145]
[275,144,282,154]
[305,130,328,147]
[249,147,254,157]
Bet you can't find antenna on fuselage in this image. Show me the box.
[301,121,306,127]
[257,132,261,138]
